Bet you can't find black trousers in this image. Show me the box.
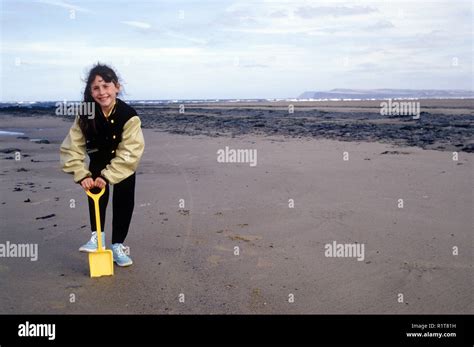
[87,172,136,244]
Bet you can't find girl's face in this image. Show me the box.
[90,75,120,110]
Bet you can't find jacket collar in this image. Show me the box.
[102,99,117,118]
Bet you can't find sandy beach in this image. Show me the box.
[0,104,472,314]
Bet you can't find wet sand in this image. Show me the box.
[0,109,472,314]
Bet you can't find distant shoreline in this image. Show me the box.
[1,99,473,153]
[1,97,473,108]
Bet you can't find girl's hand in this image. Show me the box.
[80,177,95,191]
[94,177,107,189]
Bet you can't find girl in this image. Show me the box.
[60,63,145,267]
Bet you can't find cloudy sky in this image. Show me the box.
[0,0,472,101]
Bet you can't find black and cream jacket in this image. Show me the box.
[60,98,145,185]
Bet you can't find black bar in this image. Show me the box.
[0,314,472,345]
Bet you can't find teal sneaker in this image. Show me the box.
[111,243,133,267]
[79,232,105,252]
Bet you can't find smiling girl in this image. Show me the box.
[60,63,145,267]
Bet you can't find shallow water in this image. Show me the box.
[0,130,25,136]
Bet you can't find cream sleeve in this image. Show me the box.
[59,116,92,183]
[100,116,145,185]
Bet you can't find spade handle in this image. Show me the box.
[86,187,106,249]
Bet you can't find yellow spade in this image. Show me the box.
[86,187,114,278]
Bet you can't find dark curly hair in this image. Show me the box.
[78,63,120,137]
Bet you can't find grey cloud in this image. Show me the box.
[365,20,394,31]
[268,10,288,18]
[295,5,378,18]
[213,9,259,27]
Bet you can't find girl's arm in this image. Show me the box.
[100,116,145,185]
[59,116,93,183]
